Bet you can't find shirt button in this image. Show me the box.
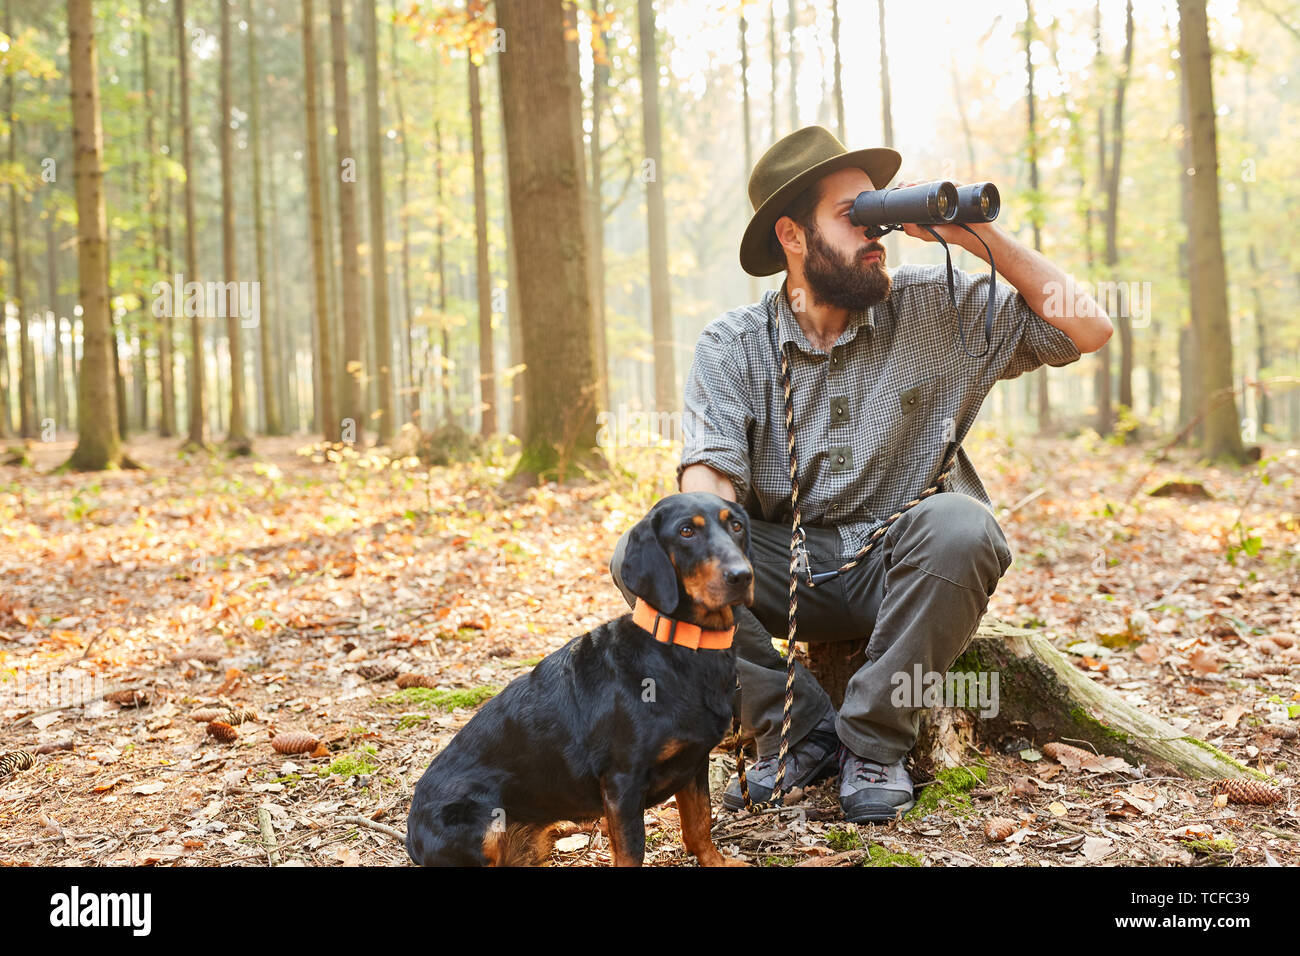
[836,455,845,465]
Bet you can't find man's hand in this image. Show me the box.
[679,463,737,502]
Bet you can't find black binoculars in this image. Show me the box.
[849,181,1000,238]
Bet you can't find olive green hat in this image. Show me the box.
[740,125,901,277]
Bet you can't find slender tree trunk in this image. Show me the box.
[498,71,525,439]
[740,6,759,303]
[589,0,611,413]
[47,208,66,430]
[330,0,365,445]
[361,0,393,443]
[302,0,338,442]
[876,0,898,264]
[1022,1,1052,434]
[389,0,415,427]
[65,0,120,470]
[831,0,845,142]
[177,0,207,448]
[160,58,177,436]
[1108,0,1135,420]
[1092,1,1112,437]
[434,116,449,425]
[217,0,250,452]
[786,0,796,132]
[246,0,280,435]
[6,0,34,439]
[768,0,777,143]
[469,55,496,437]
[1178,0,1245,461]
[497,0,601,480]
[637,0,675,413]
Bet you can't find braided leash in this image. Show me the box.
[731,328,958,813]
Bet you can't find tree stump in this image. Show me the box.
[803,619,1264,782]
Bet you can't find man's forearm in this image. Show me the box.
[679,462,737,502]
[961,222,1113,353]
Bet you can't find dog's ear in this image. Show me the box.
[621,509,680,615]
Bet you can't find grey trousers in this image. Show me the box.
[608,493,1013,765]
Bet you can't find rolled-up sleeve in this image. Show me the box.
[676,327,753,502]
[948,266,1081,380]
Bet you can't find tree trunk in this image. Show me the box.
[389,0,415,427]
[589,0,611,414]
[362,0,393,443]
[6,0,34,439]
[1178,0,1246,462]
[246,0,280,435]
[498,74,525,439]
[831,0,845,143]
[740,7,759,304]
[177,0,207,449]
[469,54,495,437]
[330,0,365,446]
[497,0,601,481]
[637,0,675,415]
[46,207,66,431]
[876,0,897,264]
[1022,2,1052,435]
[65,0,121,470]
[159,55,176,437]
[1107,0,1135,424]
[218,0,250,453]
[302,0,338,442]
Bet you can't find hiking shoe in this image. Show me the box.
[722,712,841,811]
[838,749,915,823]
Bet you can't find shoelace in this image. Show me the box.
[846,756,888,784]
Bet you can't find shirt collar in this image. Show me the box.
[771,278,877,355]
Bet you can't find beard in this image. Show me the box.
[802,226,892,312]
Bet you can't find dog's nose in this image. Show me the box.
[724,566,753,589]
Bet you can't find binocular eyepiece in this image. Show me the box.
[849,181,1000,236]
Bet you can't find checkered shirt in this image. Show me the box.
[677,263,1083,558]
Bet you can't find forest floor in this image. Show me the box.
[1,427,1297,867]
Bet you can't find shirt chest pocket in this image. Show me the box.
[866,375,943,448]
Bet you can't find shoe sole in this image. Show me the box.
[841,797,916,824]
[721,744,843,811]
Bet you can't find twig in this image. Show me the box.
[11,682,142,728]
[340,814,407,843]
[257,806,281,866]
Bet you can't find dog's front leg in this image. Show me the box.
[600,773,647,866]
[676,761,748,867]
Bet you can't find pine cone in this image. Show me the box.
[206,721,238,743]
[105,688,150,707]
[1241,664,1292,678]
[172,649,225,664]
[1210,778,1282,806]
[396,673,437,689]
[359,663,399,682]
[1042,742,1096,764]
[190,707,230,723]
[271,731,321,755]
[1261,724,1298,740]
[226,708,259,726]
[0,751,35,779]
[984,817,1017,842]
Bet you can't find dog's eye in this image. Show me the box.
[730,520,743,533]
[679,525,695,538]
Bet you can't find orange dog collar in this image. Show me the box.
[632,598,736,650]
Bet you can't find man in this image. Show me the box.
[610,125,1111,822]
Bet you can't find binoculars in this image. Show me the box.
[849,181,1000,238]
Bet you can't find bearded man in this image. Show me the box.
[610,125,1112,821]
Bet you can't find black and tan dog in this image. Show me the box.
[406,492,753,867]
